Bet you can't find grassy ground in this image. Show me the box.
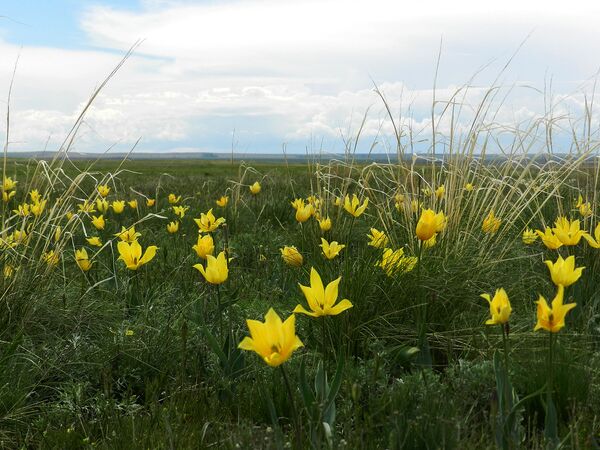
[1,155,600,449]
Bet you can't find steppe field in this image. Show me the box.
[1,152,600,449]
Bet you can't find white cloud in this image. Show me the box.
[0,0,598,153]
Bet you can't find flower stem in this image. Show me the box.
[280,365,302,448]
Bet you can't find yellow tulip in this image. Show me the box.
[78,200,96,213]
[435,185,445,200]
[3,177,17,191]
[291,198,305,210]
[43,250,60,267]
[167,221,179,233]
[114,226,141,243]
[29,189,41,202]
[117,240,158,270]
[464,183,474,192]
[193,251,228,284]
[128,199,138,209]
[416,209,446,241]
[481,288,511,325]
[192,234,215,259]
[96,198,109,213]
[216,196,229,207]
[91,215,106,230]
[545,255,584,287]
[168,193,182,204]
[238,308,303,367]
[584,223,600,248]
[534,285,576,333]
[318,217,332,232]
[367,228,388,248]
[86,236,102,247]
[54,226,62,243]
[333,196,342,207]
[2,190,15,202]
[13,203,30,217]
[249,181,261,195]
[482,211,501,234]
[172,205,189,218]
[146,198,156,207]
[294,267,353,317]
[295,203,314,223]
[30,199,46,217]
[194,208,226,233]
[552,217,587,246]
[377,248,417,276]
[320,238,345,260]
[343,194,368,218]
[75,248,93,272]
[66,211,74,221]
[111,200,125,214]
[535,227,563,250]
[522,228,538,244]
[280,245,303,267]
[97,184,110,197]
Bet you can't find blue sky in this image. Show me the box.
[0,0,598,154]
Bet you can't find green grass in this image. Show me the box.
[1,156,600,449]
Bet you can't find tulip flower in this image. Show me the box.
[481,288,511,325]
[318,217,332,232]
[545,255,584,287]
[294,267,353,317]
[117,240,158,270]
[464,183,474,192]
[416,209,446,241]
[192,234,215,259]
[295,203,314,223]
[535,227,563,250]
[78,200,96,213]
[343,194,369,217]
[194,251,228,284]
[111,200,125,214]
[522,228,538,244]
[377,248,417,276]
[194,208,226,233]
[333,196,342,207]
[552,217,588,246]
[167,221,179,233]
[91,215,106,230]
[30,200,46,217]
[435,185,445,200]
[423,234,436,248]
[216,196,229,207]
[575,195,592,217]
[146,198,156,207]
[367,228,388,248]
[249,181,261,195]
[13,203,30,217]
[43,250,60,267]
[584,223,600,248]
[3,177,17,191]
[280,245,303,267]
[86,236,102,247]
[320,238,345,260]
[534,285,576,333]
[54,226,62,243]
[290,198,304,210]
[66,211,74,221]
[168,193,182,204]
[75,248,93,272]
[96,198,109,214]
[172,205,189,218]
[482,211,501,234]
[2,190,15,202]
[97,184,110,197]
[29,190,41,202]
[238,308,303,367]
[128,199,138,209]
[115,226,141,243]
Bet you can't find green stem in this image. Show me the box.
[216,284,223,339]
[280,366,302,449]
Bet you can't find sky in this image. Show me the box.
[0,0,599,155]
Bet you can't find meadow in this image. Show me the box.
[1,150,600,450]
